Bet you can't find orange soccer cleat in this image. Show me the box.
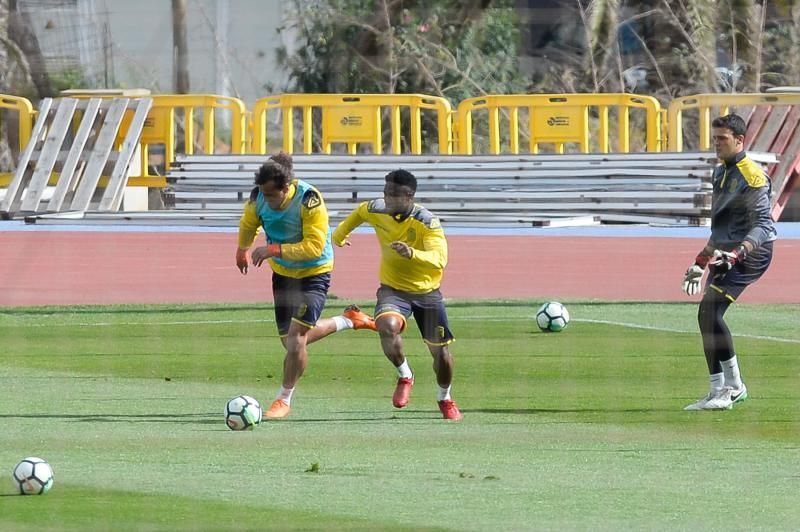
[392,377,414,408]
[263,399,291,419]
[437,399,463,421]
[343,305,377,331]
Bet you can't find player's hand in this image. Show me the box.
[682,264,704,296]
[236,248,249,275]
[251,244,281,267]
[709,244,747,272]
[335,239,351,247]
[390,241,413,259]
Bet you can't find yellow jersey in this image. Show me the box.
[238,181,333,279]
[333,199,447,293]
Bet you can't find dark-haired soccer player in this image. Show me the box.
[682,114,777,411]
[236,152,376,420]
[332,169,463,420]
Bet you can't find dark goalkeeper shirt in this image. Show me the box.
[709,151,777,251]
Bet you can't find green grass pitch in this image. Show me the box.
[2,301,799,530]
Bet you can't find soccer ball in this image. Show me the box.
[12,457,54,495]
[536,301,570,332]
[225,395,262,431]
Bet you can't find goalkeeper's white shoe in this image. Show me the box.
[684,391,715,411]
[704,384,748,410]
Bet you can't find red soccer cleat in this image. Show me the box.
[437,399,463,421]
[343,305,377,331]
[392,377,414,408]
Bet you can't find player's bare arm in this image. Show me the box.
[236,248,249,274]
[236,199,262,275]
[251,244,281,267]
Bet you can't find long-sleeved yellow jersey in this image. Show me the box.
[238,180,333,279]
[332,199,447,293]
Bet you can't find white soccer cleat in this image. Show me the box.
[684,392,715,411]
[704,384,748,410]
[730,384,748,406]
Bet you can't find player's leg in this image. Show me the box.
[691,244,772,410]
[264,273,328,419]
[265,273,297,418]
[374,285,414,408]
[685,288,734,410]
[342,304,378,331]
[413,290,462,420]
[426,344,462,420]
[271,272,295,344]
[305,305,377,345]
[268,320,311,417]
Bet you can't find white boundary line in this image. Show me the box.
[0,318,273,328]
[576,318,800,344]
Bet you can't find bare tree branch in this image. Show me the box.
[621,9,671,95]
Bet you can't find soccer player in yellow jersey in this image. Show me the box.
[333,169,463,420]
[236,153,376,420]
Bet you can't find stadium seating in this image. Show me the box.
[162,153,721,227]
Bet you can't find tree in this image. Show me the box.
[537,0,800,97]
[8,0,53,97]
[762,0,800,89]
[0,0,8,96]
[172,0,190,93]
[580,0,623,93]
[787,0,800,82]
[275,0,527,103]
[715,0,759,91]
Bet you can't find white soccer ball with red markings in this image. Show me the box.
[225,395,262,431]
[536,302,570,332]
[12,457,54,495]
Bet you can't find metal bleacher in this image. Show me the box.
[156,152,720,227]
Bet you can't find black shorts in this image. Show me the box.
[374,285,454,346]
[708,241,774,301]
[272,272,331,336]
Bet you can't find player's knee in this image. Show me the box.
[285,329,309,350]
[698,296,727,333]
[376,314,403,336]
[428,344,450,360]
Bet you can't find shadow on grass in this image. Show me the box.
[0,408,681,425]
[0,413,220,424]
[468,407,676,414]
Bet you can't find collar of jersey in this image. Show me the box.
[276,181,297,210]
[392,206,414,222]
[723,150,747,167]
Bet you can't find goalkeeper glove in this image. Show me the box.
[236,248,249,274]
[682,264,704,296]
[681,251,712,296]
[710,244,748,272]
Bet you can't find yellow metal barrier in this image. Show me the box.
[456,93,662,154]
[0,94,35,157]
[668,93,800,151]
[57,91,247,186]
[251,94,452,154]
[0,94,35,187]
[138,94,247,179]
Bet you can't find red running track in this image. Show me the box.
[0,231,797,306]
